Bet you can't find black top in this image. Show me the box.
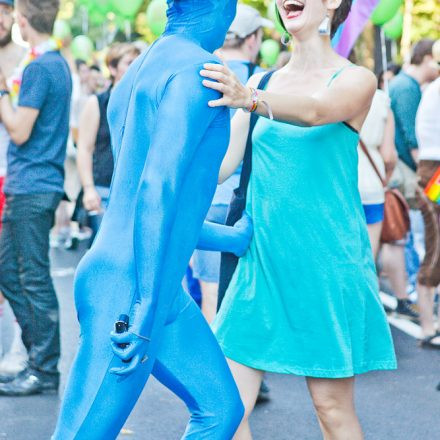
[93,87,114,188]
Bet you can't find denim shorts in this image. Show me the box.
[363,203,385,225]
[192,204,228,283]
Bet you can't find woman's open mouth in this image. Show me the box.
[283,0,305,19]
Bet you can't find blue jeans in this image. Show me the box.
[0,192,62,379]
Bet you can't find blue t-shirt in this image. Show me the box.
[5,51,72,195]
[389,72,421,171]
[212,60,264,206]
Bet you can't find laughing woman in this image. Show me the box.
[200,0,397,439]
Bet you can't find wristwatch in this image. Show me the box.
[0,89,10,98]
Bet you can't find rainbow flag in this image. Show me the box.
[424,167,440,204]
[332,0,380,58]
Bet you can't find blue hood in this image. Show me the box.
[165,0,237,52]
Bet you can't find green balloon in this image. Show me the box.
[260,39,280,67]
[89,8,106,26]
[111,0,143,18]
[371,0,403,26]
[92,0,111,15]
[267,0,286,35]
[146,0,168,37]
[53,20,71,41]
[71,35,94,61]
[384,11,403,40]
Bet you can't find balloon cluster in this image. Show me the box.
[371,0,404,40]
[77,0,144,25]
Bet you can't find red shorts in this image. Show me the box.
[0,176,5,232]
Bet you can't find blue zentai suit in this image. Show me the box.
[53,1,244,438]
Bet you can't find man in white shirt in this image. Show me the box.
[415,39,440,349]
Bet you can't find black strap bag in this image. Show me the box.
[217,70,274,310]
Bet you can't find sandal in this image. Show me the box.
[419,332,440,349]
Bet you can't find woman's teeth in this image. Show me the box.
[283,0,305,19]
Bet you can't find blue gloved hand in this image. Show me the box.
[110,302,150,376]
[197,211,253,257]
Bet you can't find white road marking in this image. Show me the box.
[51,267,76,278]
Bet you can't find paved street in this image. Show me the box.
[0,244,439,440]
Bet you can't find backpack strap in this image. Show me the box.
[238,71,275,193]
[359,139,386,188]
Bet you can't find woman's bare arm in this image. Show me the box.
[379,109,398,183]
[76,95,101,211]
[201,64,377,132]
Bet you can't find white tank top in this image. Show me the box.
[416,77,440,161]
[357,89,389,205]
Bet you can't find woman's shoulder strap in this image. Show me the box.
[326,64,358,87]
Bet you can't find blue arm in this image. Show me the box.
[110,65,230,374]
[198,213,253,257]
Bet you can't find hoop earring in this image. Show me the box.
[281,32,291,46]
[318,13,331,36]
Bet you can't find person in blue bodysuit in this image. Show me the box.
[52,1,247,438]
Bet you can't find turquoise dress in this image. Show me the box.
[213,112,397,378]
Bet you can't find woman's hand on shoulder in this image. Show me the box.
[201,63,262,110]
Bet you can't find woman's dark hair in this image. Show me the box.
[331,0,353,38]
[377,63,402,89]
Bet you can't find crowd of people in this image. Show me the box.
[0,0,438,438]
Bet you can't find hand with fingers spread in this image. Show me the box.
[200,63,253,110]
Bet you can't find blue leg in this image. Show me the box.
[53,287,242,439]
[152,294,244,439]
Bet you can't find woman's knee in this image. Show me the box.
[308,378,354,423]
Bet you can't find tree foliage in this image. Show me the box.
[411,0,440,41]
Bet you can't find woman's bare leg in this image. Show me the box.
[366,222,382,260]
[381,243,408,300]
[227,358,264,440]
[306,377,363,440]
[200,281,218,324]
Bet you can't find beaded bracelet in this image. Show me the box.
[245,87,259,113]
[244,87,274,120]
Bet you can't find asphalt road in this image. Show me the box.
[0,244,439,440]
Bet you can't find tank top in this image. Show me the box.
[416,77,440,161]
[93,87,114,187]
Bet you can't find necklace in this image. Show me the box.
[9,38,62,106]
